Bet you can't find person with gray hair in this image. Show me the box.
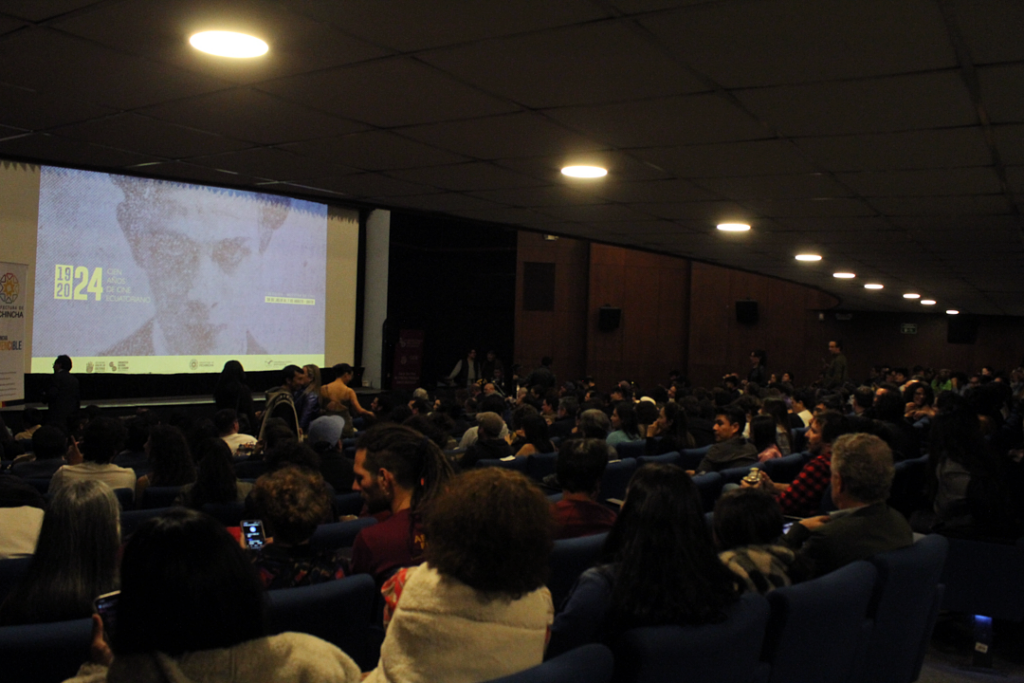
[577,408,610,439]
[782,433,912,577]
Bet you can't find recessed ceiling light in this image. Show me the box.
[946,309,959,315]
[795,254,822,261]
[921,299,936,305]
[561,165,607,178]
[716,223,750,232]
[864,283,884,290]
[903,293,920,299]
[189,31,268,58]
[833,272,855,279]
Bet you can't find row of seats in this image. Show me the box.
[0,534,949,683]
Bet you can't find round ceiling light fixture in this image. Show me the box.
[716,223,750,232]
[903,293,921,299]
[833,272,855,279]
[561,165,607,178]
[189,31,269,58]
[864,283,884,290]
[921,299,936,306]
[795,254,822,261]
[946,309,959,315]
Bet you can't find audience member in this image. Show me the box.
[457,395,509,448]
[551,439,617,539]
[112,415,152,474]
[607,402,642,448]
[782,433,912,577]
[65,509,361,682]
[749,414,782,462]
[513,412,555,456]
[548,464,739,656]
[13,406,42,441]
[350,424,454,584]
[646,401,697,455]
[175,438,253,508]
[693,405,757,473]
[215,408,257,456]
[45,354,80,433]
[321,364,373,437]
[49,417,135,494]
[11,425,68,479]
[307,415,355,491]
[714,488,808,594]
[460,412,512,470]
[760,398,793,455]
[822,339,848,389]
[135,424,196,502]
[0,476,46,559]
[367,468,553,683]
[0,480,120,625]
[213,360,256,436]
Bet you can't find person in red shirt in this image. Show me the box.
[552,439,618,540]
[747,410,848,517]
[350,424,454,584]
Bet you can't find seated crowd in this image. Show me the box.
[0,354,1022,682]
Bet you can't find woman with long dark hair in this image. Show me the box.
[0,480,120,625]
[548,464,740,655]
[513,412,555,456]
[644,402,696,454]
[135,425,196,501]
[213,360,257,435]
[175,438,252,508]
[760,398,792,455]
[607,402,642,448]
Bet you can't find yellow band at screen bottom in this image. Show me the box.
[31,354,325,375]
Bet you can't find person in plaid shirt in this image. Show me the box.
[746,410,848,517]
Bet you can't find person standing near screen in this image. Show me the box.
[101,178,290,356]
[45,355,79,434]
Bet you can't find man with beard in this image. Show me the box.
[349,424,454,585]
[746,410,848,517]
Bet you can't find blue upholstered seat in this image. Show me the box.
[483,643,614,683]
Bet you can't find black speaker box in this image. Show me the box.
[598,307,621,331]
[736,300,759,325]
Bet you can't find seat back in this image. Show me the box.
[613,592,771,683]
[0,617,93,683]
[334,491,365,517]
[266,573,377,670]
[0,556,32,605]
[637,451,680,468]
[138,485,183,509]
[940,534,1024,621]
[761,452,807,484]
[310,517,378,551]
[201,501,246,527]
[21,478,50,495]
[233,458,268,479]
[691,472,724,512]
[527,452,558,481]
[791,427,809,453]
[615,441,647,460]
[548,532,608,612]
[483,643,614,683]
[719,463,763,486]
[856,534,948,683]
[764,561,878,683]
[599,458,637,502]
[679,445,712,470]
[888,455,928,517]
[112,487,134,509]
[477,457,530,474]
[121,506,171,538]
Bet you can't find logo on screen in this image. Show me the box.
[86,362,94,373]
[189,358,199,371]
[0,272,19,304]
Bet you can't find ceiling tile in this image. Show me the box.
[640,0,955,88]
[140,89,367,146]
[0,1,102,22]
[619,201,750,221]
[285,0,610,52]
[396,112,607,160]
[257,57,519,127]
[52,113,252,159]
[309,173,438,198]
[128,161,261,188]
[585,178,720,203]
[419,20,707,109]
[634,139,818,178]
[734,72,977,137]
[545,94,768,148]
[948,0,1024,64]
[495,151,673,182]
[52,0,387,84]
[384,192,510,216]
[836,167,1002,197]
[534,203,657,223]
[389,162,547,192]
[188,147,357,181]
[978,64,1024,124]
[694,173,853,200]
[792,128,992,171]
[467,185,608,208]
[280,130,467,171]
[0,28,232,110]
[742,198,877,217]
[0,82,117,130]
[866,195,1010,216]
[0,14,25,35]
[992,125,1024,166]
[0,132,153,167]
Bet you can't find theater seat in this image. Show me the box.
[477,457,530,474]
[334,491,365,517]
[121,507,170,538]
[0,556,32,604]
[761,452,807,484]
[310,517,378,551]
[719,463,764,486]
[0,617,93,683]
[548,532,608,613]
[483,643,614,683]
[266,573,377,670]
[615,441,646,460]
[201,501,246,527]
[613,592,771,683]
[679,445,712,470]
[112,487,135,510]
[599,458,637,502]
[763,561,878,683]
[637,451,680,467]
[691,472,724,513]
[527,452,558,482]
[138,485,183,509]
[855,534,948,683]
[941,534,1024,621]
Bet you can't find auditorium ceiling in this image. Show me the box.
[1,0,1023,315]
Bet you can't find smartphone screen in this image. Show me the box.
[94,590,120,639]
[242,520,266,550]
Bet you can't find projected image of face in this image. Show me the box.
[109,180,289,355]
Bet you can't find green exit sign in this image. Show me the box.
[901,323,918,335]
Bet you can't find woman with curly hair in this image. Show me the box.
[366,467,554,683]
[548,463,740,656]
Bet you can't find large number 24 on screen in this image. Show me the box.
[54,265,103,301]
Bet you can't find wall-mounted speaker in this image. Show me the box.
[947,316,978,344]
[736,300,759,325]
[598,306,621,331]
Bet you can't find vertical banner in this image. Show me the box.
[391,329,424,391]
[0,262,29,402]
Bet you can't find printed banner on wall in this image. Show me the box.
[392,329,424,391]
[0,262,28,402]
